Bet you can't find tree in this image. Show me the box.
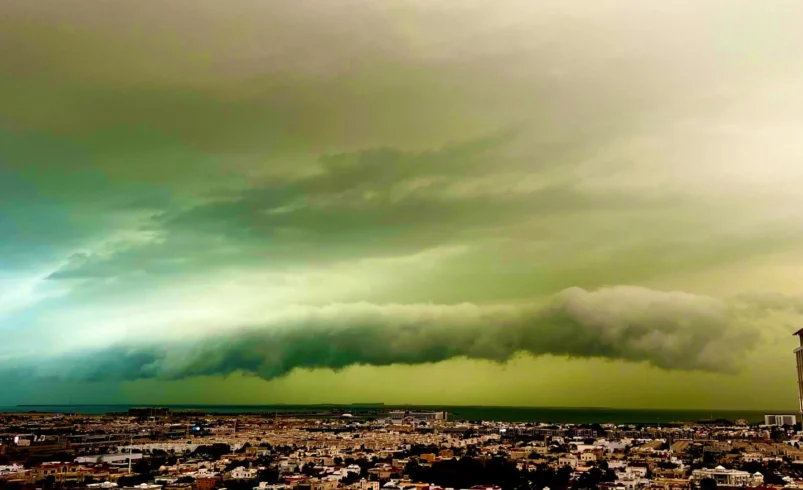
[699,478,717,490]
[193,444,232,460]
[342,472,361,486]
[133,457,151,474]
[257,468,280,484]
[37,475,56,490]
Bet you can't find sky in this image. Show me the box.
[2,0,803,409]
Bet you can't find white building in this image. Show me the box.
[230,466,258,480]
[76,454,144,465]
[742,452,762,463]
[625,468,648,478]
[229,466,257,480]
[764,414,797,426]
[615,473,649,490]
[356,480,380,490]
[380,411,446,426]
[691,467,763,487]
[121,485,162,490]
[795,328,803,416]
[0,464,25,476]
[254,484,290,490]
[558,456,578,468]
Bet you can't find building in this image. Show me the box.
[691,467,763,487]
[558,455,578,468]
[229,467,258,480]
[581,452,597,463]
[794,329,803,416]
[75,454,144,465]
[354,480,379,490]
[296,478,339,490]
[128,408,170,418]
[764,414,797,426]
[121,485,162,490]
[196,476,221,490]
[380,411,446,426]
[254,484,290,490]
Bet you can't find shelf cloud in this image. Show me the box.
[10,286,764,383]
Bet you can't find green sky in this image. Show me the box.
[2,0,803,409]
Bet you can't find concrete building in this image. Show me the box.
[764,414,797,426]
[120,485,162,490]
[691,467,762,487]
[380,411,446,426]
[75,454,144,465]
[793,329,803,416]
[229,466,258,480]
[558,455,578,468]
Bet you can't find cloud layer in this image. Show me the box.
[12,286,758,383]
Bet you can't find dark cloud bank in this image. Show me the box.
[11,286,769,383]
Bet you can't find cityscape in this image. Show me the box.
[0,332,802,490]
[4,404,803,490]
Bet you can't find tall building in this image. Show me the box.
[764,414,797,426]
[794,329,803,415]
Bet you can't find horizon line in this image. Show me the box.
[8,403,799,412]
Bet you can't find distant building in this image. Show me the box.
[229,467,258,480]
[380,411,446,426]
[354,480,379,490]
[691,467,763,487]
[120,485,162,490]
[764,414,797,426]
[254,484,290,490]
[87,483,118,489]
[558,455,578,468]
[128,408,170,418]
[75,454,144,465]
[794,328,803,416]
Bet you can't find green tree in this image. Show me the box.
[133,457,151,474]
[699,478,717,490]
[257,468,280,484]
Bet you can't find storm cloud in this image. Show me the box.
[2,0,803,407]
[13,286,759,383]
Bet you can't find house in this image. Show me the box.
[120,485,162,490]
[691,467,763,487]
[254,484,290,490]
[559,456,578,469]
[353,479,379,490]
[0,464,25,477]
[229,466,258,480]
[581,452,597,463]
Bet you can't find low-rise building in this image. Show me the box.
[691,467,763,487]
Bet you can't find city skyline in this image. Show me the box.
[3,0,803,409]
